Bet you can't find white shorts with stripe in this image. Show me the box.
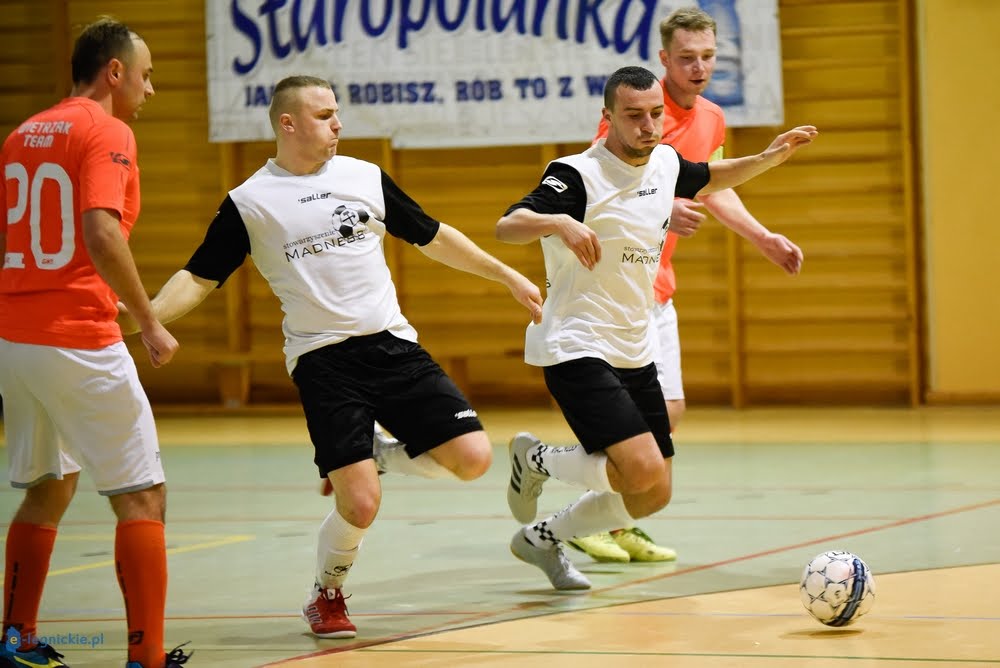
[0,338,164,495]
[651,299,685,401]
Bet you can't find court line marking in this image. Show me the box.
[5,480,1000,494]
[599,610,1000,622]
[44,535,255,577]
[0,533,251,541]
[40,611,476,623]
[351,648,1000,664]
[261,496,1000,665]
[38,608,1000,624]
[0,512,966,526]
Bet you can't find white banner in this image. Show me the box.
[206,0,783,147]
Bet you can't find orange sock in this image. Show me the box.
[3,522,57,650]
[115,520,167,668]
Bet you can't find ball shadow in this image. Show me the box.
[783,628,865,640]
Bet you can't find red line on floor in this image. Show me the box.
[261,496,1000,665]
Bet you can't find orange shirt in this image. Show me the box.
[0,97,139,348]
[594,79,726,303]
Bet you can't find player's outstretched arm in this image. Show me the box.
[118,269,217,335]
[699,188,803,275]
[152,269,219,326]
[496,208,569,244]
[497,208,601,271]
[83,208,178,367]
[698,125,818,195]
[419,222,543,323]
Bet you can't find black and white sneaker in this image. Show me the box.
[510,527,591,591]
[506,432,549,524]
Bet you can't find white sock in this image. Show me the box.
[316,509,367,589]
[527,491,634,545]
[375,439,456,479]
[527,442,613,492]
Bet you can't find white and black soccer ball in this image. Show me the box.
[334,205,369,238]
[800,550,875,626]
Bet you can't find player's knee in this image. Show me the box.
[623,480,672,519]
[336,494,380,528]
[109,483,166,522]
[648,480,672,511]
[451,443,492,481]
[17,474,79,526]
[434,432,492,481]
[616,457,666,495]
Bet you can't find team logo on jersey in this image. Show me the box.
[283,204,373,262]
[109,152,130,167]
[541,176,568,192]
[622,245,660,265]
[334,204,370,238]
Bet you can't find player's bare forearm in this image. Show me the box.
[496,209,566,244]
[698,152,776,194]
[699,126,817,195]
[82,208,157,329]
[699,188,768,245]
[420,222,543,321]
[151,269,218,325]
[498,208,600,269]
[701,189,803,274]
[420,222,508,282]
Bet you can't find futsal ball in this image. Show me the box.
[799,550,875,626]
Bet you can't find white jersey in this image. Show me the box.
[507,140,709,368]
[185,156,440,374]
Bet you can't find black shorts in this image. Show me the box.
[291,332,484,476]
[543,357,673,458]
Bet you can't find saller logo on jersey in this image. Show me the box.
[542,176,567,192]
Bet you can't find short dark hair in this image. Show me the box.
[603,66,659,109]
[71,17,140,85]
[269,75,333,131]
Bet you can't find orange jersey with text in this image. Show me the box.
[0,97,139,348]
[594,80,726,303]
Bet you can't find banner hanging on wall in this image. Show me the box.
[206,0,783,147]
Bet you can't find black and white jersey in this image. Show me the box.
[184,157,439,374]
[507,140,709,368]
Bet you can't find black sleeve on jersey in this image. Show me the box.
[674,153,711,199]
[183,195,251,287]
[504,162,587,222]
[380,169,440,246]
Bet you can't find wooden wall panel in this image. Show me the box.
[728,0,915,405]
[0,0,61,124]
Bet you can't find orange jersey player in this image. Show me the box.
[0,91,141,347]
[0,17,188,668]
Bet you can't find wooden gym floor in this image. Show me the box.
[1,406,999,667]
